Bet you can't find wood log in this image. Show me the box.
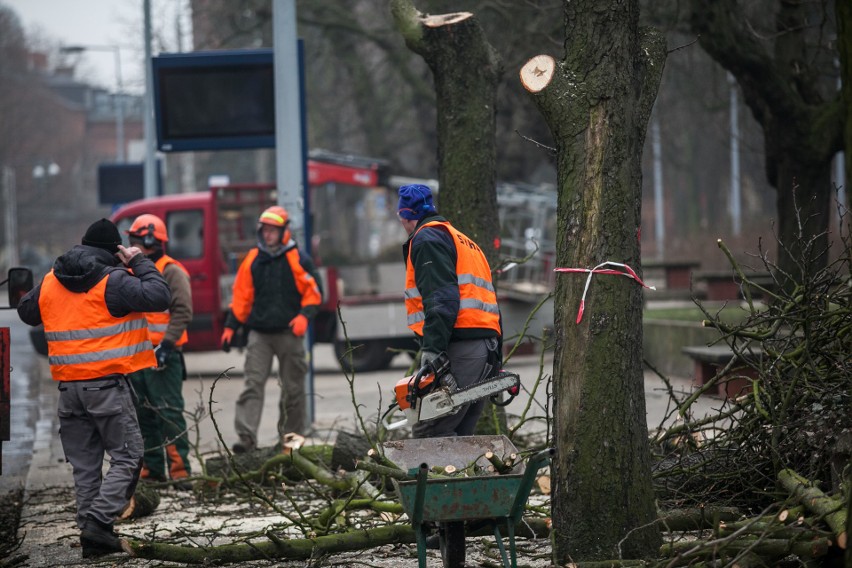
[355,459,415,481]
[485,450,513,474]
[716,520,832,541]
[290,448,350,492]
[124,515,554,563]
[656,507,742,531]
[205,444,333,483]
[660,536,832,559]
[124,524,416,563]
[330,431,372,472]
[778,468,847,549]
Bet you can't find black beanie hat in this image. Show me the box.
[82,219,122,254]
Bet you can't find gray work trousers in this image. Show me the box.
[57,376,143,529]
[235,329,308,443]
[413,337,499,438]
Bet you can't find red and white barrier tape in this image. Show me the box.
[554,262,655,323]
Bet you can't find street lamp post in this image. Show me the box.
[60,45,125,162]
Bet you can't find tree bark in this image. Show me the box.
[839,0,852,204]
[520,2,666,562]
[389,0,502,266]
[689,0,844,277]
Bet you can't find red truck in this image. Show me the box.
[110,151,419,372]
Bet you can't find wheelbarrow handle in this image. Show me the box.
[508,448,554,523]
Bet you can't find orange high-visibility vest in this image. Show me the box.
[39,270,156,381]
[405,221,501,336]
[145,255,189,347]
[229,246,322,324]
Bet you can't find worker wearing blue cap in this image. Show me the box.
[397,184,503,438]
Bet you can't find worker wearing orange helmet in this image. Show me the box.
[221,205,322,453]
[125,214,195,490]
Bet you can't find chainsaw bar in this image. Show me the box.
[448,371,520,405]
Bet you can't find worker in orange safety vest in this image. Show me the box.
[125,214,194,491]
[397,184,503,438]
[220,206,323,453]
[17,218,170,559]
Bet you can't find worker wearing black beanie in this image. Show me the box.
[81,219,122,254]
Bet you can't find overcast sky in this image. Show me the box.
[3,0,189,93]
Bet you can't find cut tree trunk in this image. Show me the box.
[520,1,667,563]
[389,0,502,266]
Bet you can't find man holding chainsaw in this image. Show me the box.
[397,183,503,438]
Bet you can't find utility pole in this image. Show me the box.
[728,72,742,236]
[272,0,313,432]
[143,0,157,198]
[2,167,18,268]
[272,0,304,241]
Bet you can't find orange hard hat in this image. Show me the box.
[127,213,168,243]
[258,206,289,228]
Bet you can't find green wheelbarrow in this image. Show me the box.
[382,435,553,568]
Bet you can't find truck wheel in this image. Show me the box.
[439,521,465,568]
[333,340,396,373]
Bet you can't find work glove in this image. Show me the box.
[288,314,309,337]
[220,328,235,353]
[420,350,439,369]
[154,340,174,370]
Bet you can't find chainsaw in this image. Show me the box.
[382,352,521,430]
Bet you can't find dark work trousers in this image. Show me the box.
[128,350,191,480]
[57,376,143,529]
[412,337,499,438]
[235,329,309,444]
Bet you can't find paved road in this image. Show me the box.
[1,309,724,566]
[3,306,722,485]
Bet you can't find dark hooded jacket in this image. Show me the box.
[17,245,171,326]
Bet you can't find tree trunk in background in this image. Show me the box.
[520,1,665,562]
[390,0,502,266]
[689,0,844,278]
[839,1,852,202]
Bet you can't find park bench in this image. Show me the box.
[695,270,776,302]
[681,344,761,398]
[642,259,701,290]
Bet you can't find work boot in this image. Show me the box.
[80,517,123,558]
[171,478,194,492]
[232,436,256,454]
[140,466,167,484]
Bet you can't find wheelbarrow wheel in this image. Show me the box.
[438,521,465,568]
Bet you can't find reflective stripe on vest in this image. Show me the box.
[145,255,189,346]
[39,270,156,381]
[405,221,501,336]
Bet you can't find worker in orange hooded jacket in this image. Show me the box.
[220,206,322,453]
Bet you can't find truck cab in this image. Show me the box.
[111,151,418,372]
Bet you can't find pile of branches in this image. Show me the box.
[647,214,850,565]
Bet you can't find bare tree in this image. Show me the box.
[519,0,665,562]
[390,0,501,264]
[689,0,844,278]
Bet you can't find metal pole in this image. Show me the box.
[273,0,312,432]
[273,0,304,238]
[728,72,742,236]
[143,0,157,198]
[113,47,125,162]
[2,167,18,268]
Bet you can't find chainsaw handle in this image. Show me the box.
[409,364,432,399]
[490,371,521,407]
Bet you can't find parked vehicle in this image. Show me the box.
[110,150,417,372]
